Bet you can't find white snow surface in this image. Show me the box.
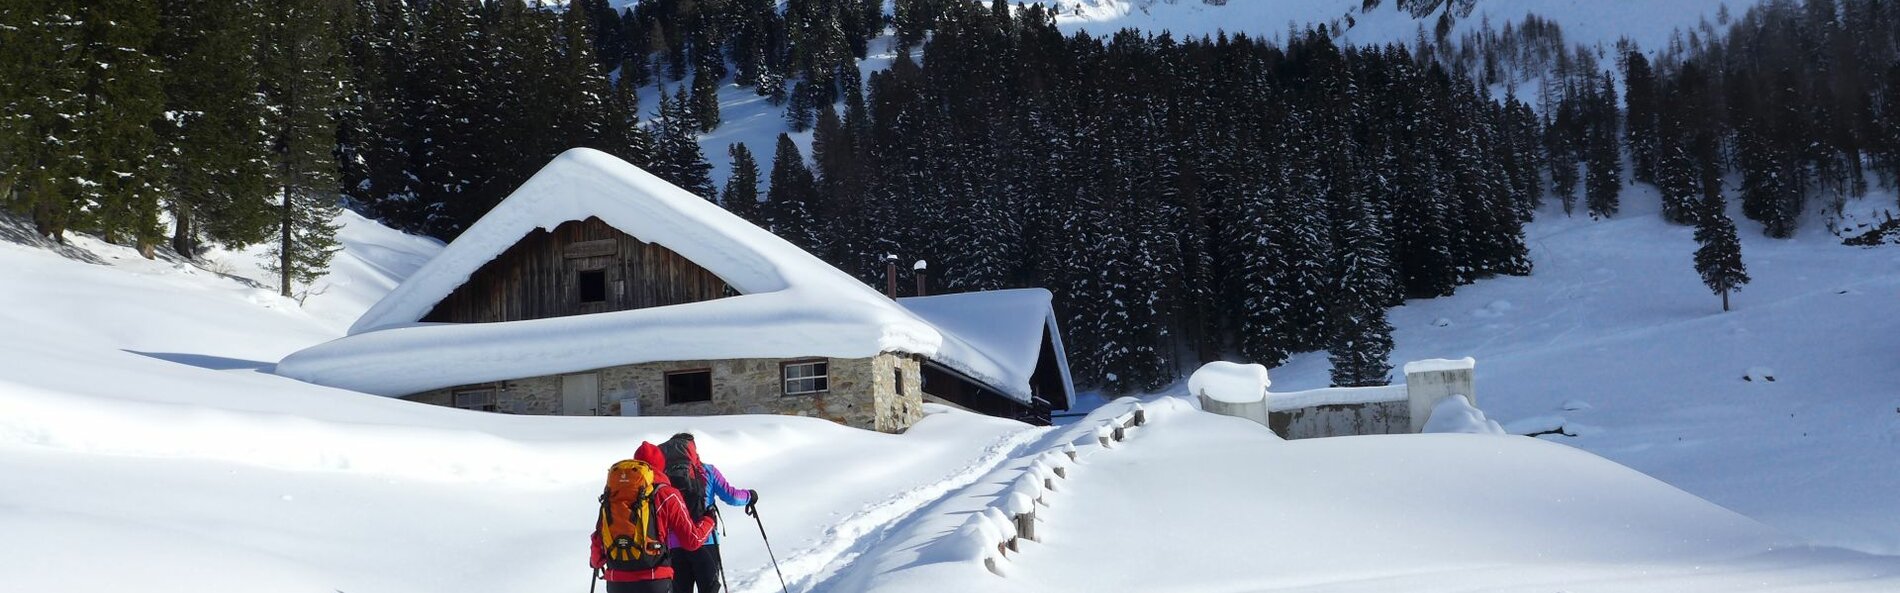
[278,149,1042,403]
[1424,394,1508,434]
[1186,360,1270,403]
[7,192,1900,592]
[1404,356,1477,374]
[1267,383,1408,409]
[1267,187,1900,554]
[827,397,1900,592]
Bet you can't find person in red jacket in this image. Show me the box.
[592,442,718,593]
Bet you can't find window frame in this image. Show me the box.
[664,368,714,405]
[452,387,498,412]
[780,359,830,396]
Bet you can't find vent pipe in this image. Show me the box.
[914,260,929,297]
[884,254,899,299]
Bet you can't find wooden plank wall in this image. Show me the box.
[421,217,731,324]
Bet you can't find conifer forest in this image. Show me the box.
[4,0,1899,392]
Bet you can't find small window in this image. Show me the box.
[783,361,829,395]
[453,388,497,412]
[895,368,905,396]
[578,269,607,303]
[666,370,712,404]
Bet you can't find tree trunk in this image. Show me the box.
[170,201,195,258]
[1721,288,1730,312]
[283,184,294,296]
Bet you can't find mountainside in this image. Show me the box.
[1020,0,1750,49]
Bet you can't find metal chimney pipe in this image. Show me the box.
[885,254,899,299]
[914,260,928,297]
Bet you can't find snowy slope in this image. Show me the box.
[828,397,1900,592]
[0,214,1037,593]
[1268,189,1900,555]
[6,198,1899,592]
[1026,0,1746,49]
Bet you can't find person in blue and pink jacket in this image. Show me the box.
[662,433,756,593]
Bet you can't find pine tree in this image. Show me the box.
[155,0,273,256]
[599,58,655,168]
[1328,184,1395,387]
[648,86,716,198]
[1691,192,1749,311]
[0,2,82,238]
[69,0,168,255]
[1583,74,1622,219]
[764,134,823,253]
[722,142,762,223]
[410,0,491,238]
[259,0,345,297]
[1622,51,1660,184]
[690,59,722,132]
[785,79,816,131]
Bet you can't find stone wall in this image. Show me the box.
[406,352,926,432]
[1268,401,1408,440]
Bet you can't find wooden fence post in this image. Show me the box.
[1014,511,1036,544]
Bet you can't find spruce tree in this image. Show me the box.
[1623,51,1659,184]
[259,0,345,297]
[722,142,762,223]
[764,134,823,253]
[1583,74,1622,219]
[690,59,722,132]
[0,2,82,238]
[785,80,816,131]
[155,0,274,256]
[648,86,716,199]
[70,0,167,255]
[1691,192,1749,312]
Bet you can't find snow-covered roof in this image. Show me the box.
[898,289,1074,409]
[1403,357,1476,374]
[277,148,1058,405]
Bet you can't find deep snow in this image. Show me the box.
[1270,187,1900,555]
[9,185,1900,592]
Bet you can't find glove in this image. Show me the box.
[744,490,759,517]
[590,553,604,570]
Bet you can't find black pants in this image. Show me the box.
[605,580,670,593]
[669,544,723,593]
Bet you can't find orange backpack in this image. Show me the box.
[596,459,667,571]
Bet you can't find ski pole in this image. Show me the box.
[750,507,790,593]
[590,567,599,593]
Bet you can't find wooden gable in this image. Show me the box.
[420,217,732,324]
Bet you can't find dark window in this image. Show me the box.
[782,361,829,395]
[453,388,498,412]
[666,370,712,404]
[895,368,905,396]
[578,269,607,303]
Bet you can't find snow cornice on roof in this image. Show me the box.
[280,149,1053,405]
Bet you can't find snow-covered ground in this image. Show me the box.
[5,174,1899,591]
[1270,187,1900,555]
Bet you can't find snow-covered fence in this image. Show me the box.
[1191,358,1477,439]
[956,400,1144,576]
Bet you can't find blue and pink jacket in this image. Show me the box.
[666,463,752,548]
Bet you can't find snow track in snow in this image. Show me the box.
[726,425,1051,593]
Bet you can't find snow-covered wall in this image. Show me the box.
[1191,359,1478,439]
[1405,358,1477,433]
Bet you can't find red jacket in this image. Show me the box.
[591,444,717,582]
